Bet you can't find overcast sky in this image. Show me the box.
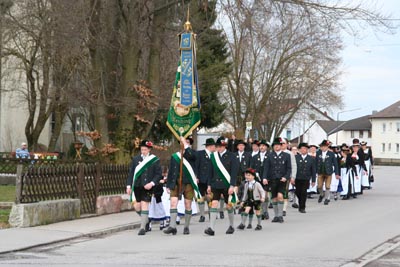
[336,0,400,120]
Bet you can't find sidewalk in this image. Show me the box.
[0,211,141,254]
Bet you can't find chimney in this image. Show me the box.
[372,110,378,115]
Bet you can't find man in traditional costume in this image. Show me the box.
[126,140,162,235]
[164,136,199,235]
[262,137,291,223]
[195,138,216,222]
[293,143,316,213]
[316,140,339,205]
[204,137,239,236]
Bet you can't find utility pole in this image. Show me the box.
[0,0,13,150]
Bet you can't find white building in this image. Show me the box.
[369,100,400,164]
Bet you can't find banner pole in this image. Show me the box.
[179,134,184,196]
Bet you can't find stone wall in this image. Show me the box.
[0,174,16,185]
[9,199,80,227]
[96,195,133,215]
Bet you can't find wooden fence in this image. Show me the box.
[2,159,130,214]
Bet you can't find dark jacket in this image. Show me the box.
[262,151,291,181]
[209,150,239,189]
[126,154,162,187]
[235,151,252,175]
[295,154,316,182]
[166,147,197,190]
[196,149,213,185]
[250,151,268,181]
[362,148,374,165]
[316,150,339,176]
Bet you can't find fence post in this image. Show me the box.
[94,163,101,210]
[15,164,23,204]
[77,163,84,203]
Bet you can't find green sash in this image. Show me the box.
[172,152,202,199]
[130,154,159,202]
[210,152,238,203]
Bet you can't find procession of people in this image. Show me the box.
[126,135,374,236]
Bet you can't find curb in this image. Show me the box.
[0,221,141,255]
[341,235,400,267]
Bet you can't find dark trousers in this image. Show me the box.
[295,179,310,210]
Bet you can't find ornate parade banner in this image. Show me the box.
[166,20,201,140]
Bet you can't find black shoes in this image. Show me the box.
[268,203,273,209]
[299,209,306,213]
[204,227,215,236]
[292,203,299,209]
[255,224,262,230]
[324,199,330,205]
[145,222,151,232]
[183,227,190,235]
[264,212,269,220]
[278,216,284,223]
[282,211,286,216]
[226,226,235,234]
[318,196,323,203]
[247,224,252,229]
[163,227,177,235]
[199,216,205,222]
[237,223,245,230]
[272,217,279,223]
[219,211,224,219]
[138,228,146,235]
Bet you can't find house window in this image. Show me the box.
[388,143,392,152]
[368,131,372,138]
[396,143,399,153]
[382,123,386,132]
[351,130,355,138]
[286,129,292,140]
[359,130,363,138]
[389,122,393,131]
[382,143,385,153]
[396,122,400,132]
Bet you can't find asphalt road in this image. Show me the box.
[1,166,399,267]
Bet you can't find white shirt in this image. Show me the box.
[302,154,307,160]
[260,151,266,161]
[219,149,226,157]
[252,150,259,157]
[322,151,327,159]
[276,151,282,156]
[238,151,244,162]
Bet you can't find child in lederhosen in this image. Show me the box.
[237,168,265,230]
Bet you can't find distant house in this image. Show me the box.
[369,100,400,164]
[327,115,372,146]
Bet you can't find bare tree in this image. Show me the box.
[219,0,394,140]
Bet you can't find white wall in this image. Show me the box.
[371,118,400,159]
[303,123,329,146]
[0,58,51,152]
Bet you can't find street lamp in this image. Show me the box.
[335,108,362,144]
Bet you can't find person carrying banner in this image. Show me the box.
[126,140,162,235]
[262,137,291,223]
[204,137,239,236]
[163,136,199,235]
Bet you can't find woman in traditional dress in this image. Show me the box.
[361,141,374,189]
[347,143,367,198]
[339,145,352,200]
